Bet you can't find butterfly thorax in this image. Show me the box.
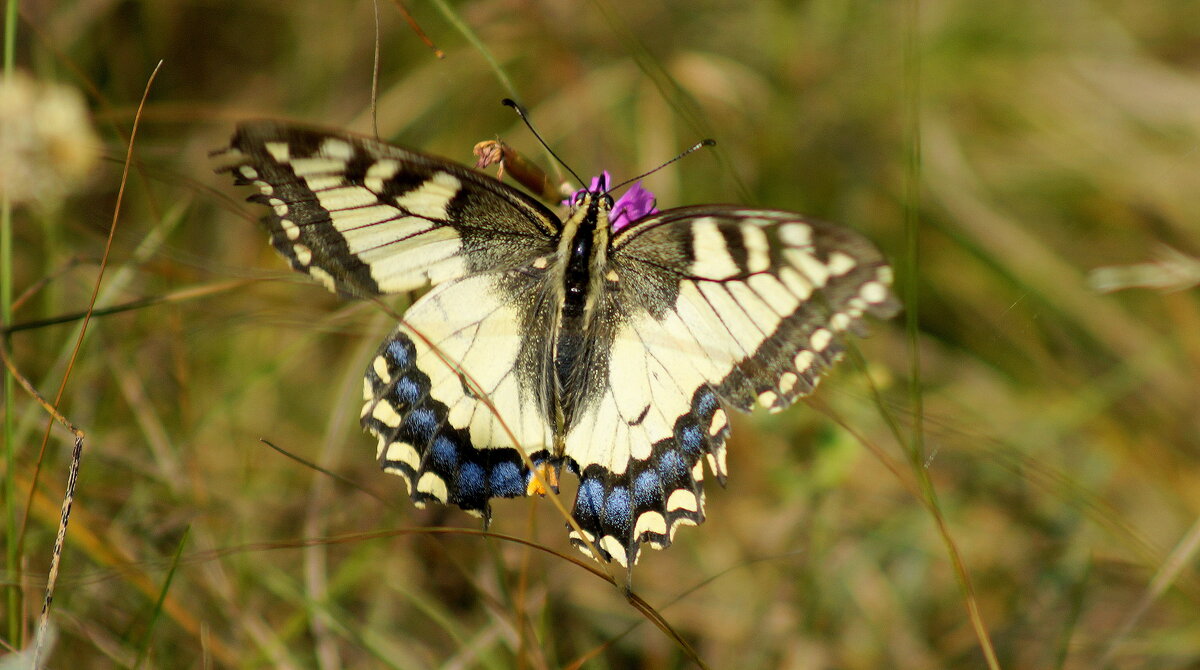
[547,192,614,447]
[558,193,613,323]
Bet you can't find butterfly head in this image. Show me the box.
[564,171,659,232]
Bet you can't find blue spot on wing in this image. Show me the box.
[633,470,662,508]
[454,461,486,501]
[393,376,421,406]
[677,423,704,458]
[695,387,719,418]
[602,486,632,534]
[386,338,413,368]
[658,450,687,481]
[489,460,525,498]
[402,408,438,445]
[428,435,458,471]
[576,478,605,526]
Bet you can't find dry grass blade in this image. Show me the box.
[388,0,444,59]
[0,341,86,668]
[2,279,254,335]
[822,392,1001,668]
[1095,515,1200,667]
[0,344,82,441]
[18,59,164,670]
[260,438,393,507]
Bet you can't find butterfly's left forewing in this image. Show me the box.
[562,207,899,566]
[217,121,560,297]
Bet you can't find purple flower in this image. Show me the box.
[564,171,658,232]
[609,181,658,232]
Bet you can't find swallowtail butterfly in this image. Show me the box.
[217,121,899,570]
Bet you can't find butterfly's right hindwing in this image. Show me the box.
[217,121,560,297]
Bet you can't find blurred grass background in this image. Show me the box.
[4,0,1200,667]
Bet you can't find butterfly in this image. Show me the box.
[216,120,899,570]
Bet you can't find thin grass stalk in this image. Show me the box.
[1,195,18,648]
[0,340,85,669]
[2,0,22,648]
[422,0,516,101]
[132,527,189,670]
[902,1,999,668]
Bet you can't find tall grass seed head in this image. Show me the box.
[0,71,100,206]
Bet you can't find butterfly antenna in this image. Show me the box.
[608,139,716,194]
[501,98,586,188]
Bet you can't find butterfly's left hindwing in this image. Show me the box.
[217,121,560,297]
[362,272,556,517]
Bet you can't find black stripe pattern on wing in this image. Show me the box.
[617,208,899,412]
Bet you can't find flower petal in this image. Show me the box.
[610,181,658,231]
